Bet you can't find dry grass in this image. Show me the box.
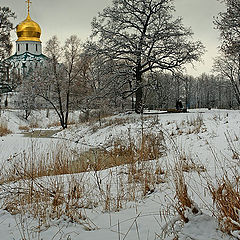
[1,130,165,183]
[208,175,240,236]
[186,113,203,126]
[168,140,202,225]
[201,132,240,238]
[0,121,12,136]
[9,132,165,181]
[0,129,166,227]
[19,125,30,131]
[225,131,240,161]
[29,121,39,129]
[0,143,79,183]
[4,110,228,238]
[47,120,76,128]
[2,175,94,232]
[47,121,62,128]
[68,130,166,174]
[185,114,205,134]
[169,114,205,137]
[173,163,199,223]
[89,116,137,133]
[179,152,206,173]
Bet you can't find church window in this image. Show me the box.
[26,43,29,51]
[36,44,38,52]
[18,44,20,52]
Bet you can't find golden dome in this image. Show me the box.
[16,13,41,42]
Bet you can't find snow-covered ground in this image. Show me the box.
[0,108,239,239]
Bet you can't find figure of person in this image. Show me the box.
[176,100,180,110]
[179,100,183,110]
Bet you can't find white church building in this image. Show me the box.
[0,0,48,107]
[5,0,47,84]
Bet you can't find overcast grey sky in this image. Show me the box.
[1,0,225,76]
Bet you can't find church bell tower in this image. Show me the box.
[16,0,42,56]
[5,0,47,82]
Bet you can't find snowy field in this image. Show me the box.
[0,108,239,240]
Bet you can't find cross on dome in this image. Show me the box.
[26,0,32,16]
[16,0,41,42]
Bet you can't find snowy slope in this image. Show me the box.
[0,108,239,239]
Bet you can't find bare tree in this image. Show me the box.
[144,71,237,110]
[86,55,134,110]
[32,35,86,129]
[214,0,240,106]
[214,0,240,54]
[87,0,204,113]
[213,54,240,105]
[18,79,37,120]
[144,72,175,109]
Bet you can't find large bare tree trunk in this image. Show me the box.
[135,86,143,113]
[135,71,143,113]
